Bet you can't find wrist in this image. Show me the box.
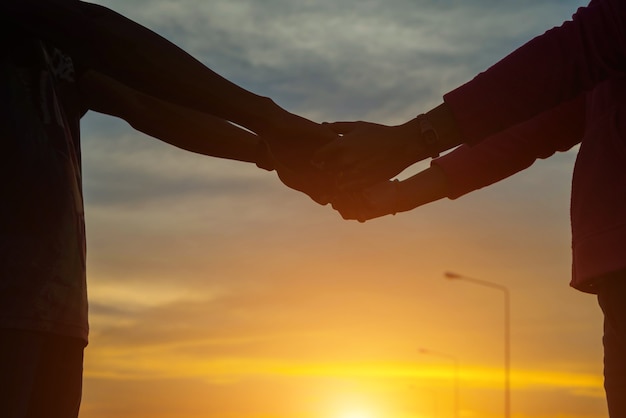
[401,113,442,161]
[400,103,463,163]
[398,118,429,164]
[254,140,275,171]
[231,95,283,137]
[253,97,289,137]
[424,103,462,152]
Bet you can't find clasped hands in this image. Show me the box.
[263,115,437,222]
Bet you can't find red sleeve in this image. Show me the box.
[444,0,625,144]
[432,94,585,199]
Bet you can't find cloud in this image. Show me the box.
[92,0,587,123]
[81,129,271,208]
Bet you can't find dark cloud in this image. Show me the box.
[92,0,587,123]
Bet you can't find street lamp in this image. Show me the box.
[419,348,459,418]
[444,271,510,418]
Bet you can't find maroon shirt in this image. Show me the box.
[439,0,626,293]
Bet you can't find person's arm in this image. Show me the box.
[79,70,273,168]
[332,95,585,222]
[432,94,584,199]
[316,0,624,187]
[79,71,342,204]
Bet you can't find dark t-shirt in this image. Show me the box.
[0,33,88,342]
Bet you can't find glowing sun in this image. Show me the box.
[337,409,375,418]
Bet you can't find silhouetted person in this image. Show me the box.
[0,1,335,417]
[316,0,626,415]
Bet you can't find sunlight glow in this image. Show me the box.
[337,408,376,418]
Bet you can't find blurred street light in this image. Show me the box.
[444,271,510,418]
[419,348,458,418]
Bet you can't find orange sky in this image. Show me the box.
[77,138,605,418]
[79,0,602,417]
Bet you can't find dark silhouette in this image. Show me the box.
[316,0,626,415]
[1,1,336,417]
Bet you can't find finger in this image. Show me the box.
[275,164,333,206]
[333,191,382,223]
[322,121,360,135]
[310,191,331,206]
[311,142,353,170]
[331,193,363,220]
[335,176,377,192]
[330,193,354,213]
[316,122,343,143]
[310,139,341,162]
[334,164,386,192]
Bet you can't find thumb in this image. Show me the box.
[310,138,345,169]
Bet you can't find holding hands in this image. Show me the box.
[313,118,436,191]
[304,113,454,222]
[330,179,403,222]
[257,110,339,205]
[314,121,420,191]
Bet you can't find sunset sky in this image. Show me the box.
[78,1,604,417]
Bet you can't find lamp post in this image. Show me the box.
[444,271,510,418]
[419,348,459,418]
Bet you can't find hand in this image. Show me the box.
[260,111,339,205]
[312,120,426,191]
[331,180,400,222]
[272,158,337,206]
[331,165,449,222]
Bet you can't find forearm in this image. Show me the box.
[433,94,585,199]
[80,71,265,164]
[132,106,262,163]
[395,165,448,213]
